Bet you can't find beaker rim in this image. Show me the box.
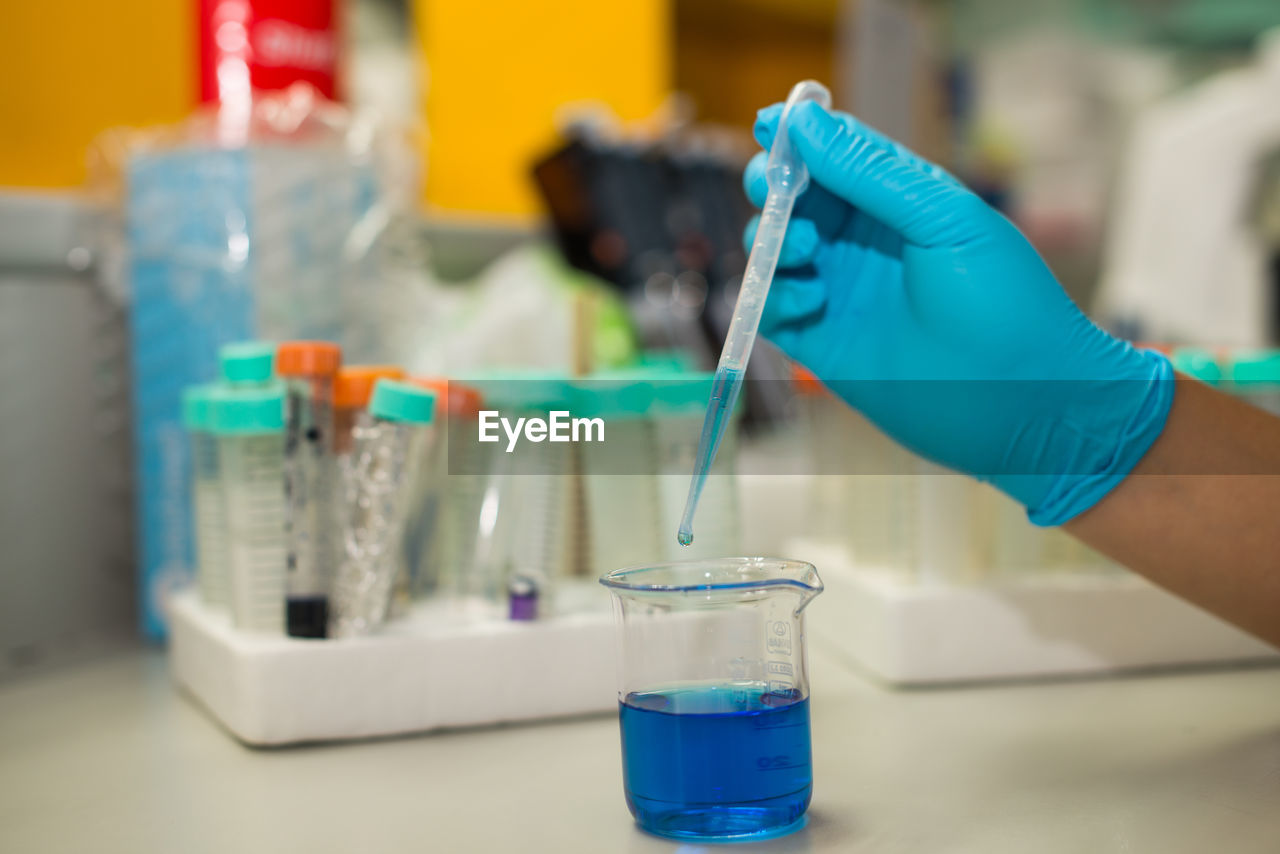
[599,557,822,595]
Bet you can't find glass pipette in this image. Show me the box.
[677,80,832,547]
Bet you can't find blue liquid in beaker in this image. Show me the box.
[619,682,812,841]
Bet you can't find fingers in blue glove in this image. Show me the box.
[743,214,821,268]
[754,102,960,189]
[758,274,826,351]
[743,151,850,230]
[783,100,988,248]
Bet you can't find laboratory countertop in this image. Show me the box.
[1,648,1278,854]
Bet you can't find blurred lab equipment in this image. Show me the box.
[784,364,1277,686]
[184,385,229,610]
[532,110,798,429]
[1170,346,1224,384]
[165,339,758,746]
[0,192,134,678]
[210,383,288,634]
[219,341,276,388]
[793,370,1101,586]
[103,85,412,639]
[334,365,406,455]
[405,244,636,377]
[198,0,342,105]
[277,341,342,638]
[679,81,831,548]
[576,376,664,575]
[1098,30,1280,346]
[332,366,408,606]
[407,378,486,602]
[330,380,437,638]
[184,343,277,612]
[474,374,581,617]
[601,558,823,842]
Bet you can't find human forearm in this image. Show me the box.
[1066,377,1280,646]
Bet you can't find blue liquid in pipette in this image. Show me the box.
[677,366,745,547]
[619,682,812,841]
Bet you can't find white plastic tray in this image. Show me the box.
[169,590,618,746]
[795,539,1278,685]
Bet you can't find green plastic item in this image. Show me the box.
[572,373,656,419]
[464,370,576,411]
[1229,349,1280,386]
[578,368,721,418]
[219,341,275,384]
[648,371,715,414]
[635,349,699,374]
[209,383,287,435]
[1170,347,1223,385]
[182,384,218,431]
[370,380,438,424]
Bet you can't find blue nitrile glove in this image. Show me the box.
[745,101,1174,526]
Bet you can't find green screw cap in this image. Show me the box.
[588,369,717,416]
[219,341,276,384]
[649,371,715,413]
[635,349,699,374]
[182,384,218,431]
[1229,349,1280,386]
[1170,347,1222,385]
[370,379,438,424]
[464,370,575,411]
[573,373,655,419]
[209,383,286,435]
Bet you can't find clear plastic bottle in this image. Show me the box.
[990,486,1045,576]
[183,344,276,611]
[468,372,579,621]
[183,384,229,609]
[407,378,486,601]
[577,375,665,574]
[333,366,410,613]
[788,368,921,580]
[791,367,853,550]
[209,383,288,633]
[275,341,342,638]
[330,380,437,638]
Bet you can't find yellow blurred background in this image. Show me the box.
[0,0,860,215]
[0,1,194,188]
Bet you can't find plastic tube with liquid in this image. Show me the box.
[330,380,437,638]
[210,384,288,633]
[677,80,831,546]
[276,341,342,638]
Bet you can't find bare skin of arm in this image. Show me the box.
[1065,376,1280,647]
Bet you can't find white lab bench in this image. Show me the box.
[0,647,1277,853]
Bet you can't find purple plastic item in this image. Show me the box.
[508,576,539,621]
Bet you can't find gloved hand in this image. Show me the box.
[745,101,1173,526]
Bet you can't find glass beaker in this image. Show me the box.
[600,558,823,842]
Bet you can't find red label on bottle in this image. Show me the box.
[199,0,340,104]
